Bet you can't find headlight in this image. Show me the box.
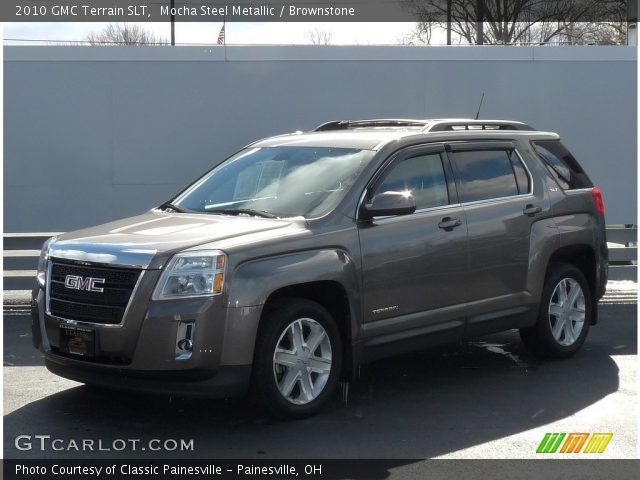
[36,237,55,287]
[152,250,226,300]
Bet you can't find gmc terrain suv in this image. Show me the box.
[32,119,608,418]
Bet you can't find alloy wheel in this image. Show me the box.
[272,318,332,405]
[548,278,586,346]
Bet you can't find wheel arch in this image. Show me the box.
[260,281,354,380]
[527,217,600,326]
[227,249,361,381]
[545,244,598,324]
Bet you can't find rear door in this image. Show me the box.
[445,141,549,336]
[358,144,469,347]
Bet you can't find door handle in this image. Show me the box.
[438,217,462,230]
[523,204,542,217]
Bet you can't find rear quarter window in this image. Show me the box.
[532,140,593,190]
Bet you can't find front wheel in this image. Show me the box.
[520,263,592,359]
[252,299,342,419]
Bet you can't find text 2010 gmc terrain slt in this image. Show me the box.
[32,118,608,419]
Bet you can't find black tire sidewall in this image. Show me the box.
[253,299,342,419]
[536,263,592,357]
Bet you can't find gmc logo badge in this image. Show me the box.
[64,275,106,293]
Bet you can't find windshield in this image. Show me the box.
[173,147,371,218]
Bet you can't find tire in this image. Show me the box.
[520,263,592,359]
[252,298,342,419]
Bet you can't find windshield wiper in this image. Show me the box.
[159,201,189,213]
[206,208,278,219]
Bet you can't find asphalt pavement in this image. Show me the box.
[3,304,637,462]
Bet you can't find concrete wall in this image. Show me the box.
[3,45,637,232]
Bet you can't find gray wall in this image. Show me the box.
[4,45,637,232]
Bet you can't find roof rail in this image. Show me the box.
[312,118,536,133]
[425,119,534,132]
[313,119,429,132]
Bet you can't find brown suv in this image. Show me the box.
[32,118,608,418]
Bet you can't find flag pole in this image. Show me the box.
[217,18,226,46]
[220,18,227,62]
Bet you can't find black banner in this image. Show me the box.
[7,460,405,480]
[2,0,634,22]
[3,459,640,480]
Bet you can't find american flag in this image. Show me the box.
[217,24,225,45]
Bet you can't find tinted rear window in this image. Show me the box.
[450,150,520,202]
[532,141,592,190]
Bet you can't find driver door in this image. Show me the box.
[358,144,469,348]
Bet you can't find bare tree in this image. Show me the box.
[557,21,627,45]
[399,22,434,44]
[307,28,333,45]
[85,23,168,46]
[403,0,627,45]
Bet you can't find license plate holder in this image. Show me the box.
[59,324,95,357]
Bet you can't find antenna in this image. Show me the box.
[474,92,485,120]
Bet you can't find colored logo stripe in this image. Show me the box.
[560,433,589,453]
[583,433,613,453]
[537,433,613,454]
[537,433,565,453]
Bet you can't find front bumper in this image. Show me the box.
[31,267,263,398]
[44,354,251,397]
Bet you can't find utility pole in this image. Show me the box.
[170,0,175,46]
[476,0,484,45]
[628,0,638,46]
[447,0,452,45]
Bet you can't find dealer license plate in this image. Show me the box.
[59,324,95,357]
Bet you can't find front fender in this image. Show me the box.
[227,249,360,310]
[225,249,362,365]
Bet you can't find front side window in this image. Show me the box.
[174,147,372,218]
[450,149,522,203]
[372,153,449,210]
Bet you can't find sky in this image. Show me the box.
[3,22,422,45]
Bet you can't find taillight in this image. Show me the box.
[591,187,605,215]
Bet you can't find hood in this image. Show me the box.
[49,210,305,269]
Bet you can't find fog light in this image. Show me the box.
[175,322,195,360]
[177,338,193,352]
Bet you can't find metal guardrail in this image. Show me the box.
[3,233,61,290]
[2,226,637,291]
[607,225,637,281]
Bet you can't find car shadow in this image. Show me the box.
[3,304,634,464]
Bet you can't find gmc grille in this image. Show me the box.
[48,261,141,325]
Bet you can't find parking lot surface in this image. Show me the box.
[3,304,636,460]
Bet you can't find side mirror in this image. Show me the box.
[361,191,416,220]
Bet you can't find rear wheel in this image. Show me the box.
[520,263,592,359]
[252,299,342,419]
